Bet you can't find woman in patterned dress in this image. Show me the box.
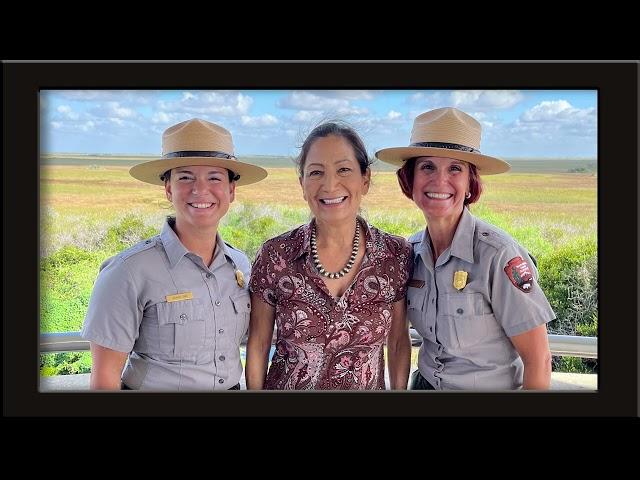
[245,122,413,390]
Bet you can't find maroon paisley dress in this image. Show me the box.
[249,218,412,390]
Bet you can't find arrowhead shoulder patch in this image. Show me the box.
[504,256,534,293]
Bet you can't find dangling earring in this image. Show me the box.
[465,192,471,199]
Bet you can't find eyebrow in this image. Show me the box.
[305,159,352,169]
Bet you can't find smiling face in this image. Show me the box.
[412,156,470,223]
[165,165,236,235]
[299,135,370,226]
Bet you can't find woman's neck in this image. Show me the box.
[172,218,219,266]
[425,211,463,262]
[314,217,360,249]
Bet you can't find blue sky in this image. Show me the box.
[40,90,597,159]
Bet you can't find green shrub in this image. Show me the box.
[39,352,92,376]
[538,238,598,373]
[538,238,597,335]
[102,214,158,252]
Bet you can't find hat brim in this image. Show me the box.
[375,146,510,175]
[129,157,268,186]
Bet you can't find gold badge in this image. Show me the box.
[453,271,468,290]
[166,292,194,303]
[235,269,245,288]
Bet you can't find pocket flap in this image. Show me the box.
[156,298,204,325]
[230,292,251,314]
[441,293,483,316]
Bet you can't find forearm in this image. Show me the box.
[89,343,128,390]
[90,368,125,390]
[522,352,552,390]
[245,335,272,390]
[387,333,411,390]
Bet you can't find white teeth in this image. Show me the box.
[320,196,347,204]
[190,203,213,209]
[426,192,452,199]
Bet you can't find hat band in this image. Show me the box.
[410,141,480,154]
[163,150,236,160]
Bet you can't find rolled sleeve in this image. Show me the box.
[490,244,555,337]
[392,240,413,303]
[81,256,143,352]
[248,245,277,307]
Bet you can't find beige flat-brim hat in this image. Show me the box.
[375,107,511,175]
[129,118,268,186]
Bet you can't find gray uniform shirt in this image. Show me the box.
[81,219,251,391]
[407,207,555,390]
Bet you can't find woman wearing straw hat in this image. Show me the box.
[376,107,555,390]
[81,118,267,390]
[245,122,413,390]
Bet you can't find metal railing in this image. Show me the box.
[41,330,598,359]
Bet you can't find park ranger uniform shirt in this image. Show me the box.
[81,218,251,390]
[407,207,555,390]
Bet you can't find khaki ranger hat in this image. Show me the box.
[375,107,510,175]
[129,118,268,186]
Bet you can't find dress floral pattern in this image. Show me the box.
[249,218,412,390]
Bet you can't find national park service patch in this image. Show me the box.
[504,256,534,293]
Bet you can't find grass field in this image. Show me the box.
[40,162,597,259]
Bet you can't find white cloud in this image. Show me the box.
[278,92,350,111]
[57,105,79,120]
[240,114,279,127]
[451,90,524,110]
[387,110,402,120]
[293,110,322,123]
[159,91,253,117]
[80,121,95,132]
[107,102,136,119]
[408,91,523,111]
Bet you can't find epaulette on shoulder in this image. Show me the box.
[120,236,159,261]
[407,231,424,245]
[224,241,240,252]
[476,227,511,251]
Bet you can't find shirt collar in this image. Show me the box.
[160,218,232,270]
[448,207,476,264]
[413,207,475,265]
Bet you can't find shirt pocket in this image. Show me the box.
[156,298,206,357]
[230,292,251,345]
[406,287,427,338]
[442,293,494,349]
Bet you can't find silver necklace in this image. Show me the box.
[311,221,360,279]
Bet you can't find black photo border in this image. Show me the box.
[3,60,637,417]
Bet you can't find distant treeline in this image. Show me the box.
[41,154,597,174]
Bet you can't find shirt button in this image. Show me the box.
[429,326,433,332]
[456,308,464,314]
[218,329,224,334]
[219,355,225,361]
[179,313,187,320]
[215,301,221,306]
[218,379,225,384]
[206,273,212,279]
[482,232,489,236]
